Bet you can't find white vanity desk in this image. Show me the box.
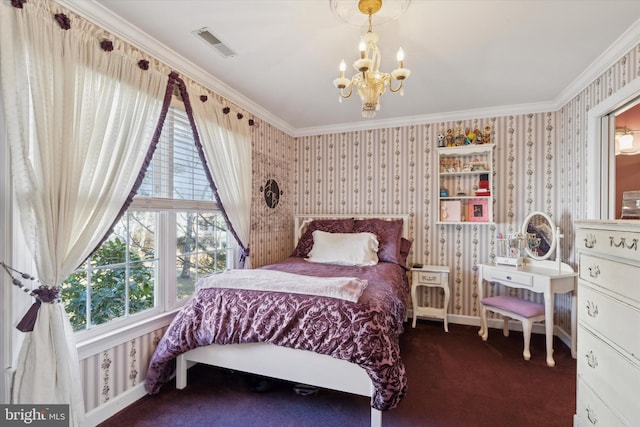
[478,259,577,366]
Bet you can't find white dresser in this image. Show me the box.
[575,221,640,427]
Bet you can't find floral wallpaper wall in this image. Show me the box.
[250,121,297,267]
[293,114,571,326]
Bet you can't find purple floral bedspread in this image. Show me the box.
[145,257,409,410]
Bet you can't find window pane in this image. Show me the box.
[90,264,126,326]
[198,213,227,276]
[175,211,228,301]
[176,211,197,300]
[62,271,87,332]
[176,212,196,257]
[197,213,220,252]
[93,217,128,267]
[129,260,156,315]
[176,258,196,300]
[129,211,156,261]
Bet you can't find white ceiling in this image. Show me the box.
[61,0,640,136]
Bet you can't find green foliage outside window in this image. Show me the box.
[62,237,154,331]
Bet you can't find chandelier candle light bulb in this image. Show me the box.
[332,0,411,118]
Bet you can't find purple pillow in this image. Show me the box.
[291,218,355,258]
[353,218,403,264]
[398,237,413,268]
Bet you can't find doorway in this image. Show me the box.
[612,102,640,219]
[588,79,640,220]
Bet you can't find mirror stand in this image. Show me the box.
[554,226,564,273]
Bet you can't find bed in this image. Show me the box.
[145,214,412,427]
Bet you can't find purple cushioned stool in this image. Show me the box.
[480,295,545,361]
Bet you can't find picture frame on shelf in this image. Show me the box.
[467,199,488,222]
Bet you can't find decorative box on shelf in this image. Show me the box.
[495,233,525,266]
[440,200,462,222]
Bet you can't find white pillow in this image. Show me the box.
[306,230,379,266]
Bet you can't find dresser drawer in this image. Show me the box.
[576,227,640,261]
[578,283,640,363]
[483,266,533,288]
[415,271,445,285]
[577,326,640,425]
[576,378,629,427]
[578,253,640,305]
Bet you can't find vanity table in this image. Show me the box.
[478,211,578,366]
[477,260,577,366]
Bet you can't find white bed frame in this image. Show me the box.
[176,214,411,427]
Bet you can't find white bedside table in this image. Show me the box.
[411,265,450,331]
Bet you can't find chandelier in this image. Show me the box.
[332,0,411,118]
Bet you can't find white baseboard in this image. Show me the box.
[81,382,148,427]
[415,313,574,352]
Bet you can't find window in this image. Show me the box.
[62,102,232,334]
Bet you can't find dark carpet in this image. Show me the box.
[99,321,576,427]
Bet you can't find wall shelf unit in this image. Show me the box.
[437,144,495,224]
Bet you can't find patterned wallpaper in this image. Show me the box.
[293,115,564,320]
[250,121,297,267]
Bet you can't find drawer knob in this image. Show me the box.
[584,233,596,249]
[588,265,600,278]
[586,300,598,318]
[506,275,512,280]
[586,406,598,425]
[585,350,598,369]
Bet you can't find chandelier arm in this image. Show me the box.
[388,78,404,93]
[340,84,354,99]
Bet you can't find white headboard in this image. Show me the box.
[293,214,412,245]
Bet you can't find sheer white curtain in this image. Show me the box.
[186,81,253,268]
[0,1,168,424]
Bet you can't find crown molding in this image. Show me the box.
[56,0,296,136]
[292,101,557,137]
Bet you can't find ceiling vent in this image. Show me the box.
[193,27,236,58]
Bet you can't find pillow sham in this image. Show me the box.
[398,237,413,269]
[353,218,403,265]
[291,218,355,258]
[306,230,379,266]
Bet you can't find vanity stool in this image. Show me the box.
[479,295,545,361]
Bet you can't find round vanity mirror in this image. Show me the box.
[521,211,557,260]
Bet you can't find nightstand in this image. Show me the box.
[411,265,450,331]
